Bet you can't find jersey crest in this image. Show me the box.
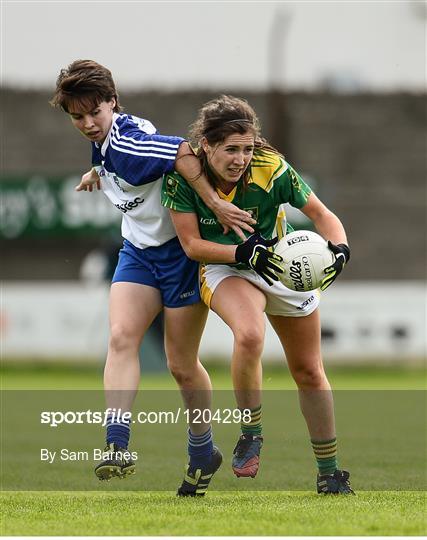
[165,174,179,197]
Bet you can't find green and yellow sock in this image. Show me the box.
[311,437,338,475]
[241,404,262,436]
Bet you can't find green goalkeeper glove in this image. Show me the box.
[235,233,284,286]
[321,241,350,291]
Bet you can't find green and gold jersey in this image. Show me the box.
[161,148,313,248]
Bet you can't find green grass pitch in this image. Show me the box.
[2,491,425,536]
[1,362,426,536]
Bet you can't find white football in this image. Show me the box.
[274,230,335,292]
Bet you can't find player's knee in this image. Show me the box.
[292,362,326,389]
[168,361,196,386]
[234,326,264,356]
[109,324,139,354]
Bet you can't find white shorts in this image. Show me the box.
[200,264,320,317]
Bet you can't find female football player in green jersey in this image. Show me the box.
[162,95,354,494]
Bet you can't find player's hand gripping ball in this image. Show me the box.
[274,231,349,292]
[235,233,284,286]
[320,241,350,291]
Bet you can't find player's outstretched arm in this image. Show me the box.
[75,168,101,192]
[174,142,256,241]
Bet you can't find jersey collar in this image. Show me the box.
[216,185,238,202]
[99,112,120,156]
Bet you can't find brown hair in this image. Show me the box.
[50,59,122,113]
[189,95,282,187]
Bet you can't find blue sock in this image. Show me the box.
[188,427,214,468]
[106,414,130,449]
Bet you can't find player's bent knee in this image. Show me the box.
[233,327,265,356]
[168,364,197,386]
[292,363,327,389]
[109,324,141,354]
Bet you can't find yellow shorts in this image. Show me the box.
[200,264,320,317]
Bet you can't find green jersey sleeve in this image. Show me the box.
[161,172,197,213]
[272,162,312,208]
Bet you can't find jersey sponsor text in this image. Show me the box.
[114,197,145,214]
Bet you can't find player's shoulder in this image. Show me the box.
[163,170,189,194]
[162,169,196,211]
[114,113,157,136]
[249,148,289,192]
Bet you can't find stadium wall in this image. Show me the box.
[1,89,426,281]
[2,281,425,364]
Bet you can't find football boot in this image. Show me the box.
[177,446,223,497]
[317,469,355,494]
[232,434,263,478]
[94,442,136,481]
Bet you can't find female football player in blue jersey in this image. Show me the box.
[162,95,354,494]
[51,61,261,497]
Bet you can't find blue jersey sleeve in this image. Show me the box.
[108,121,184,186]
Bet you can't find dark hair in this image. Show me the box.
[189,95,281,187]
[50,59,122,113]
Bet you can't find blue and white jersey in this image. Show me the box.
[92,113,184,249]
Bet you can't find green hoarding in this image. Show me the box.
[0,176,121,239]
